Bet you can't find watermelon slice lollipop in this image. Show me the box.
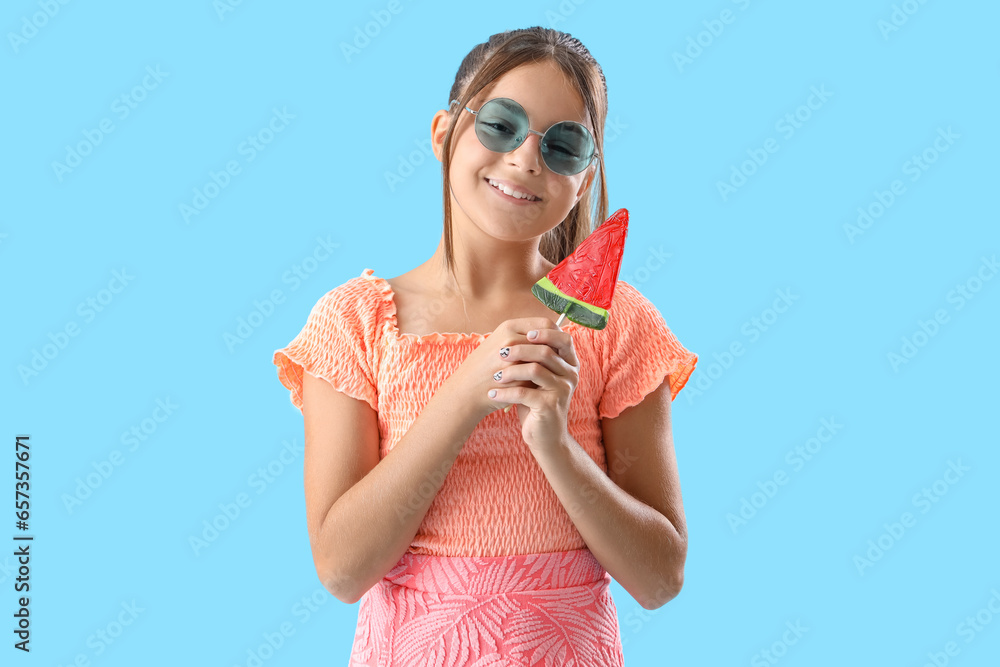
[532,207,629,330]
[502,208,628,414]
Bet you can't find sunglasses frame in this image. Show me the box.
[451,97,601,176]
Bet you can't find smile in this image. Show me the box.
[485,178,541,202]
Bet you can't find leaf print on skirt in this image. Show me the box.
[349,548,625,667]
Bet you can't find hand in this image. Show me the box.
[443,317,546,425]
[486,318,579,455]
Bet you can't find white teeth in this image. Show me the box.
[488,178,539,201]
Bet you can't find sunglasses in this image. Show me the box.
[451,97,600,176]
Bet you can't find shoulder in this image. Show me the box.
[308,268,387,338]
[609,280,645,309]
[597,281,677,359]
[309,268,381,310]
[597,280,699,406]
[605,280,665,332]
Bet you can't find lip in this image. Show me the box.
[484,177,542,203]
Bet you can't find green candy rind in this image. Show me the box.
[531,275,610,330]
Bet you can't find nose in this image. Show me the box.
[506,131,544,174]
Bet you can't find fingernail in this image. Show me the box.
[527,330,537,339]
[488,389,497,398]
[493,370,502,381]
[499,346,509,358]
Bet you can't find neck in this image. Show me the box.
[423,236,554,302]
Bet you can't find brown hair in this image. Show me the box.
[440,27,609,280]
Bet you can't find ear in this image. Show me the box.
[431,109,452,162]
[575,163,597,199]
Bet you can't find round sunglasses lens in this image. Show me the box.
[474,99,528,153]
[541,122,594,175]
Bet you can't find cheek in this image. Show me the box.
[457,126,488,159]
[450,135,489,180]
[544,177,579,203]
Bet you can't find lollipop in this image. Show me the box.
[532,207,629,330]
[503,208,629,413]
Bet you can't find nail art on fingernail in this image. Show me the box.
[500,347,509,358]
[493,370,502,381]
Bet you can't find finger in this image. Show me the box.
[489,383,542,411]
[494,362,565,392]
[522,328,578,368]
[501,381,533,414]
[503,342,574,378]
[510,317,562,336]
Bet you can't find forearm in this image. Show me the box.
[533,435,687,610]
[318,385,479,604]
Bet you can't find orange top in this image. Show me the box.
[273,268,698,557]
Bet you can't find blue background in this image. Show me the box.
[4,0,999,665]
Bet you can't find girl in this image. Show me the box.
[273,26,698,666]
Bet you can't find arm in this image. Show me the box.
[531,378,687,610]
[302,372,479,604]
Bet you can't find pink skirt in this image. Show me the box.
[349,548,625,667]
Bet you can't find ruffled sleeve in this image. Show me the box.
[272,276,380,414]
[597,282,698,419]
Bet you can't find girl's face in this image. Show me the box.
[441,60,598,243]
